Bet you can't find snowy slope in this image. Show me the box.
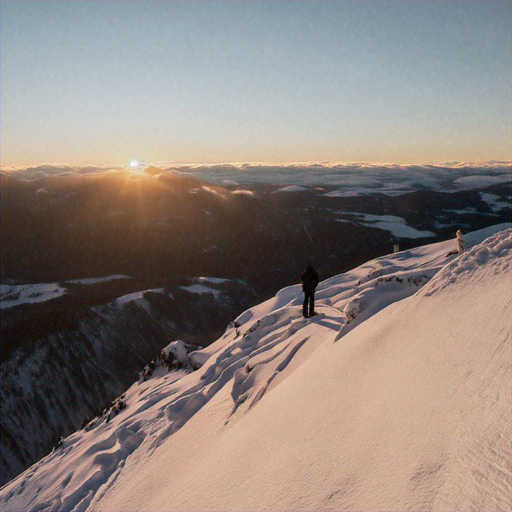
[1,278,255,484]
[1,225,510,512]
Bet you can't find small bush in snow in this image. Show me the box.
[344,301,362,323]
[83,394,127,431]
[139,341,201,383]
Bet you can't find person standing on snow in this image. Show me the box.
[301,264,319,318]
[456,229,465,254]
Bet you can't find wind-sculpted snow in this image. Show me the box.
[1,224,510,512]
[335,268,435,340]
[0,278,255,484]
[2,426,144,512]
[422,228,512,298]
[157,305,345,438]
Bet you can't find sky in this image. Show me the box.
[1,0,511,167]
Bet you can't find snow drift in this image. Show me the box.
[1,225,510,512]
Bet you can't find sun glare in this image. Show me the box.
[127,159,148,174]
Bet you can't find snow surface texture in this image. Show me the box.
[1,224,510,512]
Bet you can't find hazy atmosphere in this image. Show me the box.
[1,2,511,509]
[1,0,511,166]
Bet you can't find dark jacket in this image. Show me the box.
[301,265,319,293]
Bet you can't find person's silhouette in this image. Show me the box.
[301,264,319,318]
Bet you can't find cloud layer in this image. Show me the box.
[1,161,510,195]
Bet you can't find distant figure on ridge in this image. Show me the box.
[391,238,400,253]
[456,229,465,254]
[301,264,319,318]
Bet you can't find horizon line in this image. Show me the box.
[1,159,511,172]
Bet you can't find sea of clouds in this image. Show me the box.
[1,161,510,193]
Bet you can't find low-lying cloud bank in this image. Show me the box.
[1,161,510,191]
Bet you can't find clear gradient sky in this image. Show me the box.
[1,0,511,166]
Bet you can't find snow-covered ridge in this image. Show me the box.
[0,283,67,310]
[65,275,131,285]
[0,276,232,311]
[0,275,132,310]
[1,224,510,512]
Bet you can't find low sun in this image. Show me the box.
[127,160,146,174]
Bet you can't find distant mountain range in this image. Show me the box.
[2,164,510,290]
